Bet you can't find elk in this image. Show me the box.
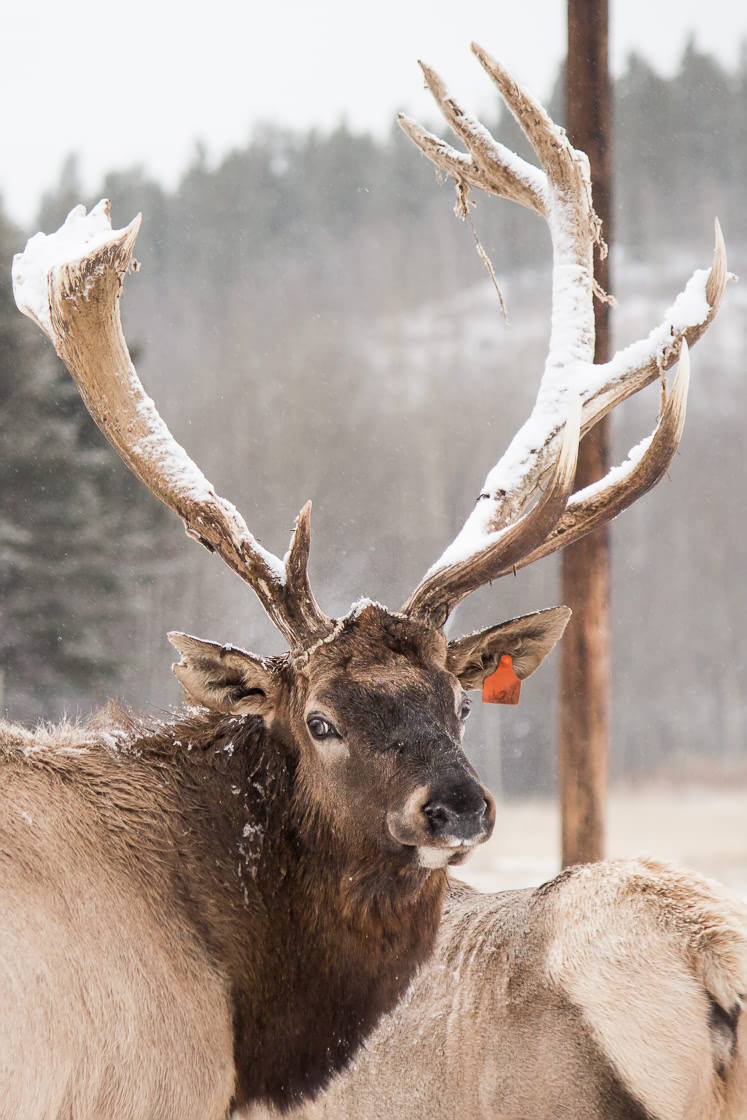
[2,41,729,1120]
[245,860,747,1120]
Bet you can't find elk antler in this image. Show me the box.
[12,201,333,650]
[399,45,728,629]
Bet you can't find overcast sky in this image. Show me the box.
[3,0,747,229]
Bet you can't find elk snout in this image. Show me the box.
[388,776,495,866]
[423,785,489,842]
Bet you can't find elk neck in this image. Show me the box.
[118,705,448,1110]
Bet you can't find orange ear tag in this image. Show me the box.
[482,654,521,705]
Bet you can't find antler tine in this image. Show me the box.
[283,501,332,639]
[468,219,727,540]
[402,398,581,628]
[12,201,333,650]
[410,63,546,215]
[502,341,691,574]
[471,43,591,210]
[398,50,727,628]
[578,220,727,434]
[470,43,600,365]
[397,114,501,201]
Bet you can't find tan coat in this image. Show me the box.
[247,859,747,1120]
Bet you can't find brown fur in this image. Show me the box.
[0,702,447,1117]
[1,603,570,1118]
[244,860,747,1120]
[0,593,572,1119]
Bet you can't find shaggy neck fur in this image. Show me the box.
[99,707,447,1111]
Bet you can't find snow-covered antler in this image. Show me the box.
[12,201,333,649]
[399,45,727,628]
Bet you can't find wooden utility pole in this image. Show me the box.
[560,0,612,867]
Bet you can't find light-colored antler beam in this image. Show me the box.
[399,48,728,626]
[477,220,726,533]
[401,398,581,627]
[503,341,691,573]
[12,201,333,649]
[479,222,730,537]
[581,221,726,429]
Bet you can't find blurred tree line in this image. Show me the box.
[1,41,745,794]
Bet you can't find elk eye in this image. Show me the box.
[459,698,472,722]
[307,716,339,740]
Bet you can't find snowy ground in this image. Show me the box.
[451,785,747,899]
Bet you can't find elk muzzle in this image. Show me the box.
[387,771,495,868]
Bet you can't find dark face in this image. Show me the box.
[281,604,495,869]
[171,603,569,871]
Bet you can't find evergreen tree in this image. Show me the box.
[0,200,160,720]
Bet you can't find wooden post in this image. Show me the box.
[560,0,612,867]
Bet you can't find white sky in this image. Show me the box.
[3,0,747,229]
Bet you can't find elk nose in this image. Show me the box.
[423,784,490,842]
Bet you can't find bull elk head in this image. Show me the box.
[12,50,725,868]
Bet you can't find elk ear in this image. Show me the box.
[446,606,571,691]
[168,632,278,717]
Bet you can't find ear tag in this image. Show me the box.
[482,654,521,705]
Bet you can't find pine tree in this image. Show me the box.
[0,199,160,720]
